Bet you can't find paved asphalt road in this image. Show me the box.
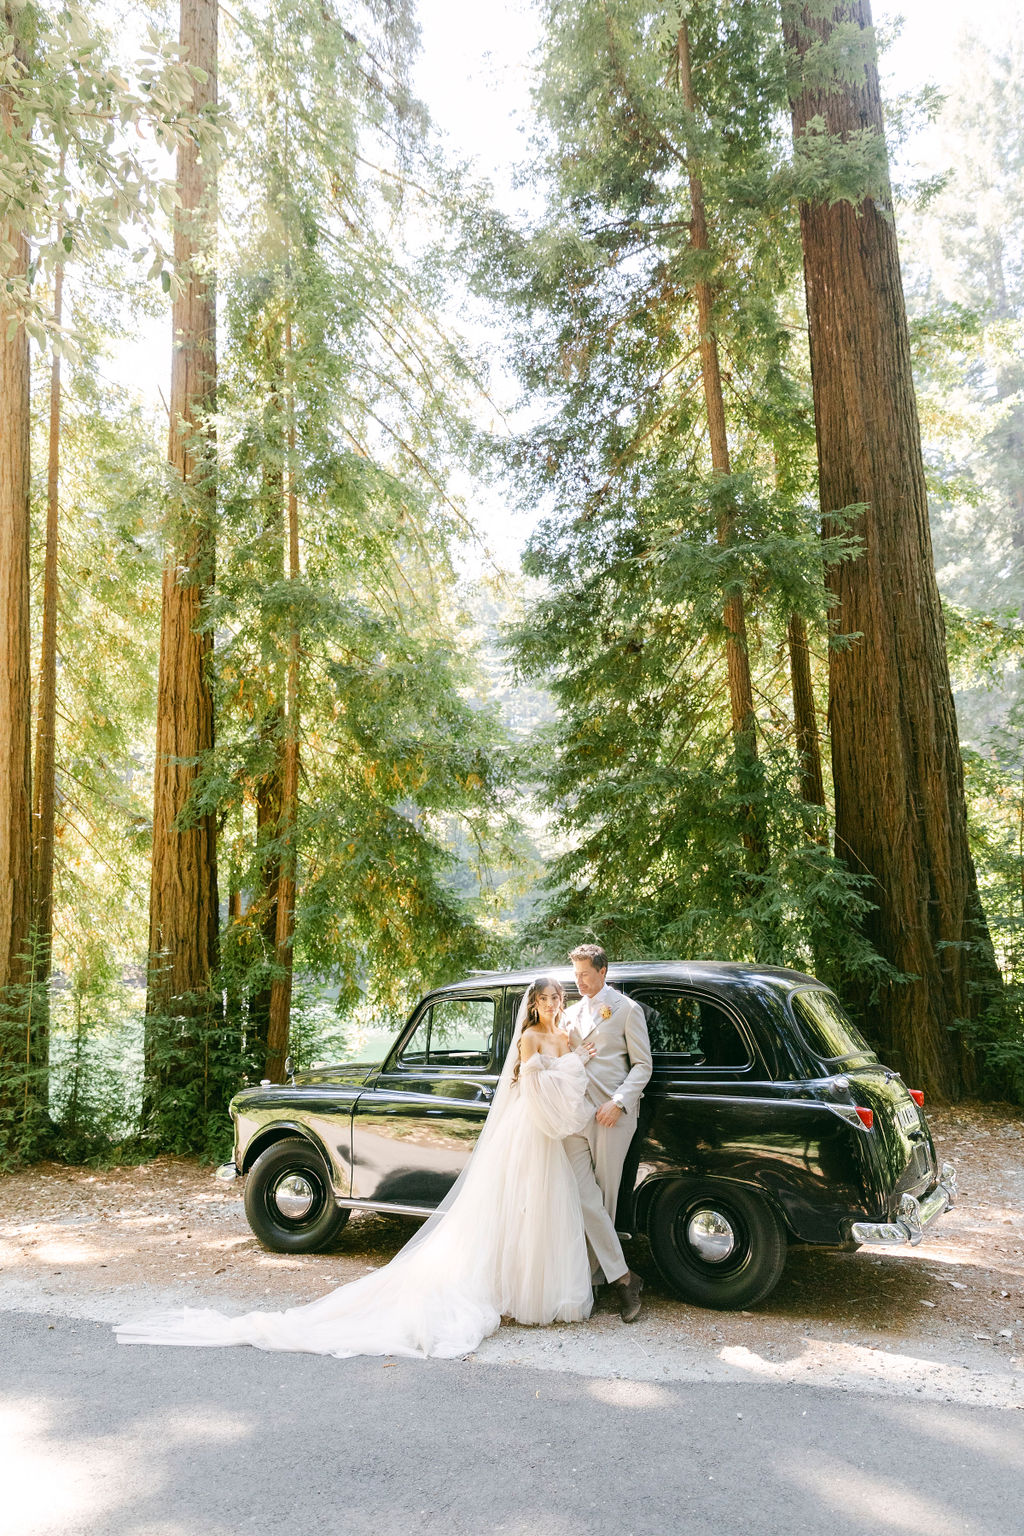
[2,1310,1021,1536]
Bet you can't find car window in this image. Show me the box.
[397,996,495,1070]
[633,990,751,1068]
[790,989,874,1063]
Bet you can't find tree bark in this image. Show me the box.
[266,320,300,1084]
[247,773,280,1066]
[677,21,767,871]
[786,611,826,826]
[30,185,65,1075]
[145,0,220,1104]
[0,4,34,1109]
[782,0,1002,1096]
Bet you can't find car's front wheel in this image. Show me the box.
[648,1178,787,1310]
[244,1138,350,1253]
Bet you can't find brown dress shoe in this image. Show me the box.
[613,1270,644,1323]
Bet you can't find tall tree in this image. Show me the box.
[676,17,765,871]
[781,0,1003,1095]
[786,611,825,820]
[30,158,66,1079]
[144,0,221,1109]
[491,0,873,974]
[0,0,222,1158]
[265,319,300,1082]
[0,4,35,1101]
[211,0,519,1077]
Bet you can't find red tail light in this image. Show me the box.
[909,1089,924,1107]
[855,1107,874,1130]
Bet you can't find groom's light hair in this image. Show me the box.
[569,943,608,972]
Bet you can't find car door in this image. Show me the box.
[349,991,501,1211]
[625,985,768,1182]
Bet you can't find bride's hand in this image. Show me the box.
[575,1040,596,1060]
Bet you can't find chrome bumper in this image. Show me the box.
[851,1162,957,1247]
[215,1162,240,1182]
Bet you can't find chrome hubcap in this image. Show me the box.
[274,1173,316,1220]
[686,1208,736,1262]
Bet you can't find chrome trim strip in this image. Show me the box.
[334,1197,434,1218]
[661,1092,872,1129]
[333,1192,637,1236]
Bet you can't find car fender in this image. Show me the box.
[630,1169,791,1241]
[240,1120,341,1193]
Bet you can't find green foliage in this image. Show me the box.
[0,0,226,347]
[6,3,1024,1168]
[204,0,522,1055]
[896,27,1024,1097]
[483,0,886,996]
[3,0,524,1166]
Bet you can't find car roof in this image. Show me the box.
[435,960,823,998]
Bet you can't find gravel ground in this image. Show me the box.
[3,1102,1023,1408]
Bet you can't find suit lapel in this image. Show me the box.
[571,998,597,1040]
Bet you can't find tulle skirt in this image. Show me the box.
[114,1053,594,1359]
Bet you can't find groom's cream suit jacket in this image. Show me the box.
[565,983,652,1115]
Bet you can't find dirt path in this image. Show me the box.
[3,1102,1023,1406]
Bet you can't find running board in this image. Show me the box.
[335,1193,634,1238]
[334,1196,434,1219]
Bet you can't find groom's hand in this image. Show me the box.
[595,1101,623,1127]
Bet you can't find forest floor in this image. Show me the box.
[2,1102,1023,1409]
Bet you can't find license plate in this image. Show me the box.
[896,1102,920,1130]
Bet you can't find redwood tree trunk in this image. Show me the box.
[678,21,767,871]
[0,5,34,1113]
[266,324,300,1084]
[145,0,220,1108]
[30,210,64,1074]
[248,773,281,1066]
[782,0,1001,1095]
[786,611,826,825]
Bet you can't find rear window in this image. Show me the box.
[633,990,751,1068]
[790,989,874,1063]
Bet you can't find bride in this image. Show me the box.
[114,978,598,1359]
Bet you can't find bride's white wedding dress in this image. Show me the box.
[114,1019,594,1360]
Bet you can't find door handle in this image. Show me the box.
[479,1087,494,1102]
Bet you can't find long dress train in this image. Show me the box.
[114,1049,594,1360]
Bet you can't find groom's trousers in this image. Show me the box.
[564,1105,638,1285]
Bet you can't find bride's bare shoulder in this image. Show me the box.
[519,1025,542,1059]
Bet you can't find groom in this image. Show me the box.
[564,944,652,1323]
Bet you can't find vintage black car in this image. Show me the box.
[217,962,958,1310]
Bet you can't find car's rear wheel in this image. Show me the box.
[648,1178,787,1310]
[244,1138,349,1253]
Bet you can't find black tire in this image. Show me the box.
[244,1137,350,1253]
[648,1178,787,1310]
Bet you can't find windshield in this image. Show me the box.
[790,989,875,1063]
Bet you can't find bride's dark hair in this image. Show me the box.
[513,977,565,1082]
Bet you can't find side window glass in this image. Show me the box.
[636,992,750,1068]
[398,997,495,1069]
[396,1011,430,1066]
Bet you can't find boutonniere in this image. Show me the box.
[600,1005,612,1020]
